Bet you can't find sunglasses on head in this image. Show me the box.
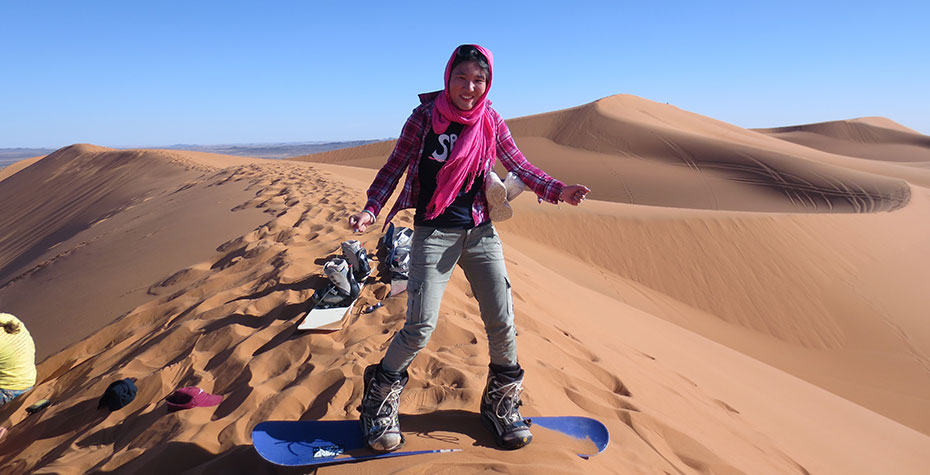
[455,45,487,63]
[456,45,478,57]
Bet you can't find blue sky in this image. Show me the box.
[1,1,928,148]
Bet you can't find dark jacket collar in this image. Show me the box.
[418,90,442,104]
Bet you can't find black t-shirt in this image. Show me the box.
[415,122,485,228]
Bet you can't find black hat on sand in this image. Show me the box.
[98,378,138,411]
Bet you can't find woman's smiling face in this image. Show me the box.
[448,61,488,111]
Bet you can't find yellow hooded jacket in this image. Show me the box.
[0,313,37,390]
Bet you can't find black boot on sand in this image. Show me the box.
[358,363,408,452]
[480,364,532,449]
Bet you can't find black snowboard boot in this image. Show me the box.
[480,364,532,449]
[358,363,408,452]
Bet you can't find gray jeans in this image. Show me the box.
[381,223,517,373]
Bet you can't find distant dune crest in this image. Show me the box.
[756,117,930,164]
[757,116,922,138]
[296,94,919,213]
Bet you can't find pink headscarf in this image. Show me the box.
[425,44,496,220]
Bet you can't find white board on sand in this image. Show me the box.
[296,290,363,331]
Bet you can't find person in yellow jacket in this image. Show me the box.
[0,313,36,405]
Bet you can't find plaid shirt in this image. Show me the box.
[365,91,565,228]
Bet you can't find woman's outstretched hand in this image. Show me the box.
[561,185,591,206]
[348,211,374,233]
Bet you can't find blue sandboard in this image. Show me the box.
[252,416,608,467]
[530,416,610,458]
[252,420,458,466]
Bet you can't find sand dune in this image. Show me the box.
[756,117,930,164]
[2,96,930,473]
[497,190,930,435]
[0,145,270,359]
[295,139,397,170]
[0,155,47,182]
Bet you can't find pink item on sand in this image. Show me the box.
[166,387,223,411]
